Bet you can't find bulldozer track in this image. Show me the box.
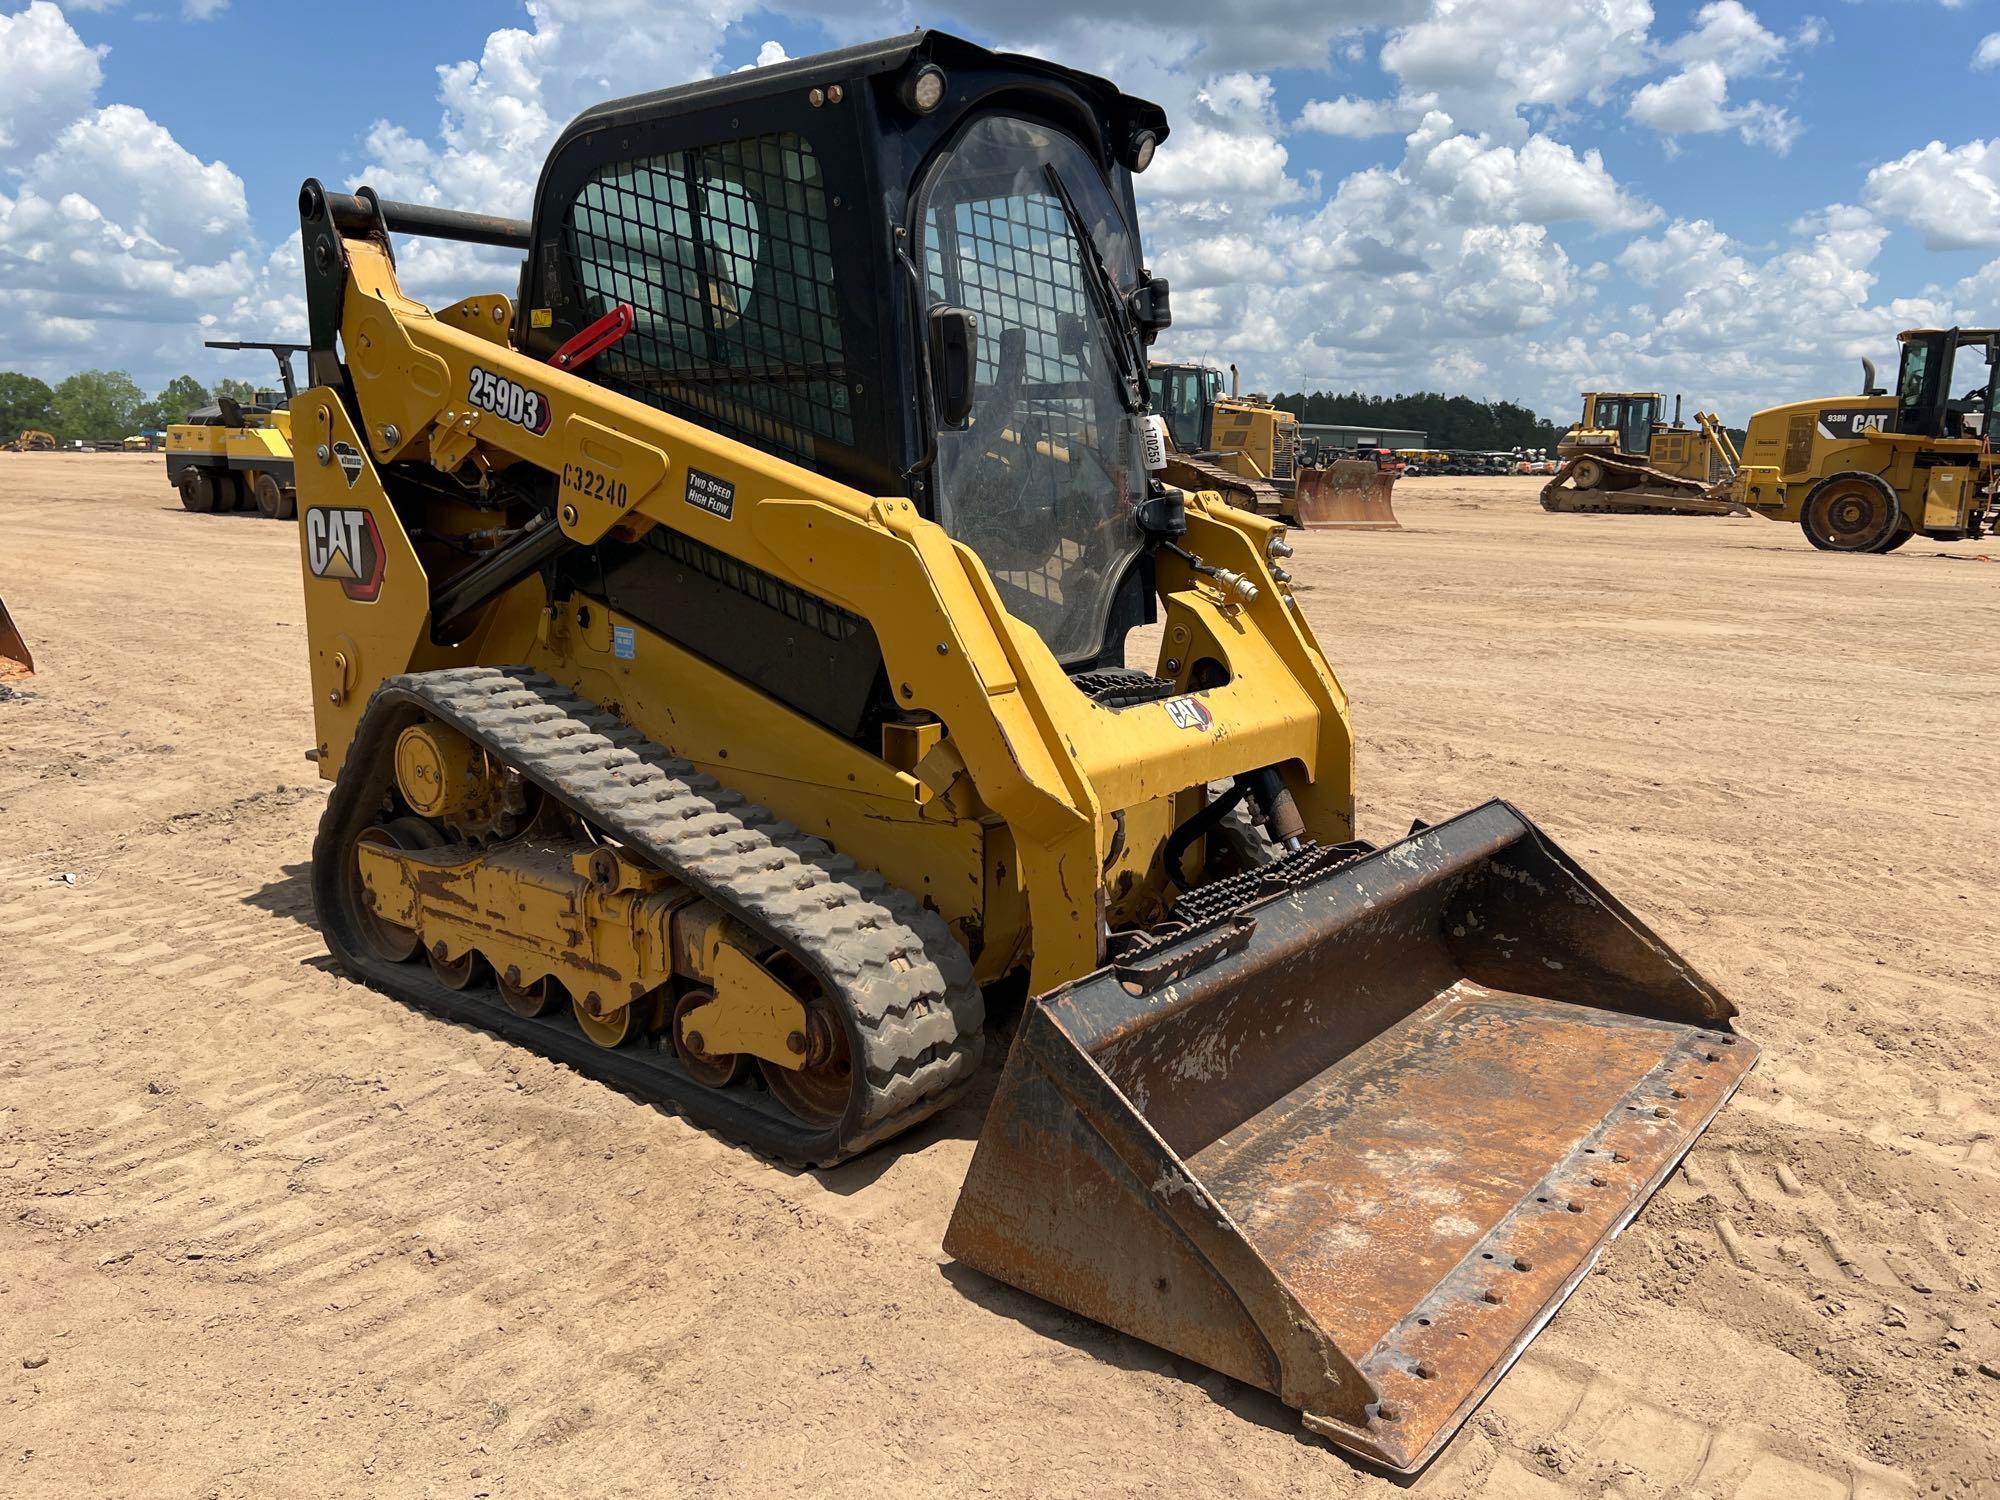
[1540,453,1747,516]
[313,666,985,1167]
[1165,451,1289,519]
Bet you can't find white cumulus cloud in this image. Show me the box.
[0,2,105,162]
[1627,1,1813,153]
[1864,138,2000,250]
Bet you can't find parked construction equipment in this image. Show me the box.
[288,31,1754,1473]
[1293,452,1402,528]
[1541,392,1745,515]
[1151,360,1401,529]
[1732,329,1999,551]
[2,430,56,453]
[164,341,306,518]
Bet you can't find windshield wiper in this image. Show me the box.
[1043,165,1145,413]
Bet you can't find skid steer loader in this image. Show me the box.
[1731,329,2000,551]
[290,31,1754,1472]
[1541,392,1746,516]
[1149,361,1400,529]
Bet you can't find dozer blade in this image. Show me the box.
[0,595,31,681]
[946,801,1756,1474]
[1293,460,1402,529]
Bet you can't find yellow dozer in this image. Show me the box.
[1732,329,1999,551]
[1542,391,1746,516]
[1150,361,1400,529]
[291,32,1754,1473]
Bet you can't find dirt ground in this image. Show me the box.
[1,451,1995,1498]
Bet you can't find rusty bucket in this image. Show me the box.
[1293,460,1403,530]
[0,595,32,681]
[946,801,1756,1473]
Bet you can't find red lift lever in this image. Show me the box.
[547,304,635,371]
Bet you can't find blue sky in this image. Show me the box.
[4,0,1998,419]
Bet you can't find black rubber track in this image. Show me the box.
[311,666,985,1166]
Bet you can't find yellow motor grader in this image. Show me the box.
[1149,360,1400,528]
[290,31,1754,1473]
[1731,329,2000,551]
[1541,391,1746,516]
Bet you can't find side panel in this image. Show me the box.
[1737,397,1899,522]
[1922,465,1977,530]
[292,390,541,774]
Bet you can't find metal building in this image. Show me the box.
[1300,421,1429,450]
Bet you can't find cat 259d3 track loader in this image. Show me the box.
[292,32,1754,1474]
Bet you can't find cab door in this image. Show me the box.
[1621,396,1657,457]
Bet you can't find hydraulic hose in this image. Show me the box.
[431,513,573,640]
[1163,781,1251,891]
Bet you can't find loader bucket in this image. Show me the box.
[946,801,1756,1474]
[1293,460,1403,529]
[0,596,31,681]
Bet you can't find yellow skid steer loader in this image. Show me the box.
[290,32,1753,1473]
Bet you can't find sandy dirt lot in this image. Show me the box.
[1,452,1996,1498]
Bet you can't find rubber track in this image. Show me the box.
[311,665,984,1166]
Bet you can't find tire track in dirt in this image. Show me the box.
[1,832,1938,1499]
[7,466,1994,1496]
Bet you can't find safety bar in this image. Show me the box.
[299,179,532,251]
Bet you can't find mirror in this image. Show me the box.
[929,304,978,429]
[1127,274,1171,341]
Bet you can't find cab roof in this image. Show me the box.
[551,29,1169,151]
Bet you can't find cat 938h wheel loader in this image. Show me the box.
[1732,329,2000,551]
[291,31,1755,1473]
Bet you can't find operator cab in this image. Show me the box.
[1148,362,1225,452]
[1587,392,1662,456]
[519,31,1172,670]
[1893,328,2000,440]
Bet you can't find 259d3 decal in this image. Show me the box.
[469,365,552,435]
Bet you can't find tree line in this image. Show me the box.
[1268,390,1565,452]
[0,370,267,444]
